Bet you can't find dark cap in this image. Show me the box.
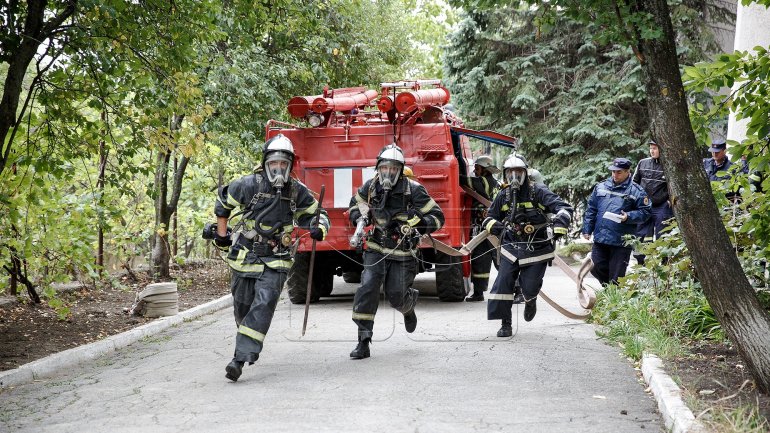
[608,157,632,171]
[708,138,727,152]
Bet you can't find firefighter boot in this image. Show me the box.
[225,359,244,382]
[404,309,417,333]
[513,283,525,304]
[350,338,371,359]
[524,298,537,322]
[497,318,513,337]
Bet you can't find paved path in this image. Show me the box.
[0,266,663,432]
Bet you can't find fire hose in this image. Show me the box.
[461,231,596,321]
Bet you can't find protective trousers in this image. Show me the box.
[487,256,547,321]
[352,251,418,340]
[470,237,495,293]
[231,267,286,363]
[591,242,632,286]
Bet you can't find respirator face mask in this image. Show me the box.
[506,168,527,189]
[265,151,292,188]
[378,161,402,191]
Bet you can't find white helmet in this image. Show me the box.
[376,143,405,190]
[263,134,294,188]
[473,155,501,174]
[503,155,528,188]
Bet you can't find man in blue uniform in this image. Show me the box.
[703,138,735,182]
[483,155,572,336]
[582,157,651,286]
[213,134,330,382]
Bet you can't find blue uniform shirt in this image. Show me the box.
[582,176,651,247]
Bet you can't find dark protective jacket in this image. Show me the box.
[703,157,735,181]
[348,175,444,260]
[482,182,573,266]
[582,176,651,247]
[461,172,500,225]
[633,157,669,206]
[214,170,329,277]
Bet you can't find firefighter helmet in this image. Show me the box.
[503,155,528,188]
[473,155,500,174]
[376,143,405,190]
[263,134,294,187]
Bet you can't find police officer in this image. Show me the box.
[460,155,500,301]
[213,134,330,382]
[582,157,651,286]
[632,140,673,265]
[347,143,444,359]
[703,138,735,181]
[484,155,572,336]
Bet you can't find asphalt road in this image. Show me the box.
[0,265,663,433]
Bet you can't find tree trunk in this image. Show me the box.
[635,0,770,392]
[0,0,76,177]
[150,114,189,280]
[96,111,108,271]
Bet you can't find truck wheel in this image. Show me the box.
[435,253,465,302]
[286,252,334,304]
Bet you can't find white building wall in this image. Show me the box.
[727,3,770,143]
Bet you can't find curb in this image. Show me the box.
[0,295,233,390]
[641,353,708,433]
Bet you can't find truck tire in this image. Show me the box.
[435,253,465,302]
[286,252,334,304]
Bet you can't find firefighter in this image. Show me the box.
[213,134,330,382]
[347,143,445,359]
[484,155,572,336]
[460,155,500,301]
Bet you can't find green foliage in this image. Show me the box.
[1,0,452,298]
[592,225,727,360]
[443,2,726,204]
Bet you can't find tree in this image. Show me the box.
[449,0,770,392]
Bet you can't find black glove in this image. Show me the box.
[488,221,505,238]
[214,233,231,251]
[309,227,325,241]
[415,222,430,235]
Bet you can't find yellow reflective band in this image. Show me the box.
[238,325,265,342]
[263,259,293,270]
[366,242,414,256]
[488,293,515,300]
[472,273,490,279]
[407,216,421,226]
[352,312,375,321]
[218,196,235,210]
[485,219,498,232]
[227,260,265,273]
[501,204,509,212]
[518,202,533,208]
[296,201,318,218]
[227,194,240,208]
[518,252,555,265]
[554,227,567,234]
[320,225,327,238]
[419,199,438,214]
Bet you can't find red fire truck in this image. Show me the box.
[267,80,517,304]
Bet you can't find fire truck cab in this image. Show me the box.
[267,81,516,303]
